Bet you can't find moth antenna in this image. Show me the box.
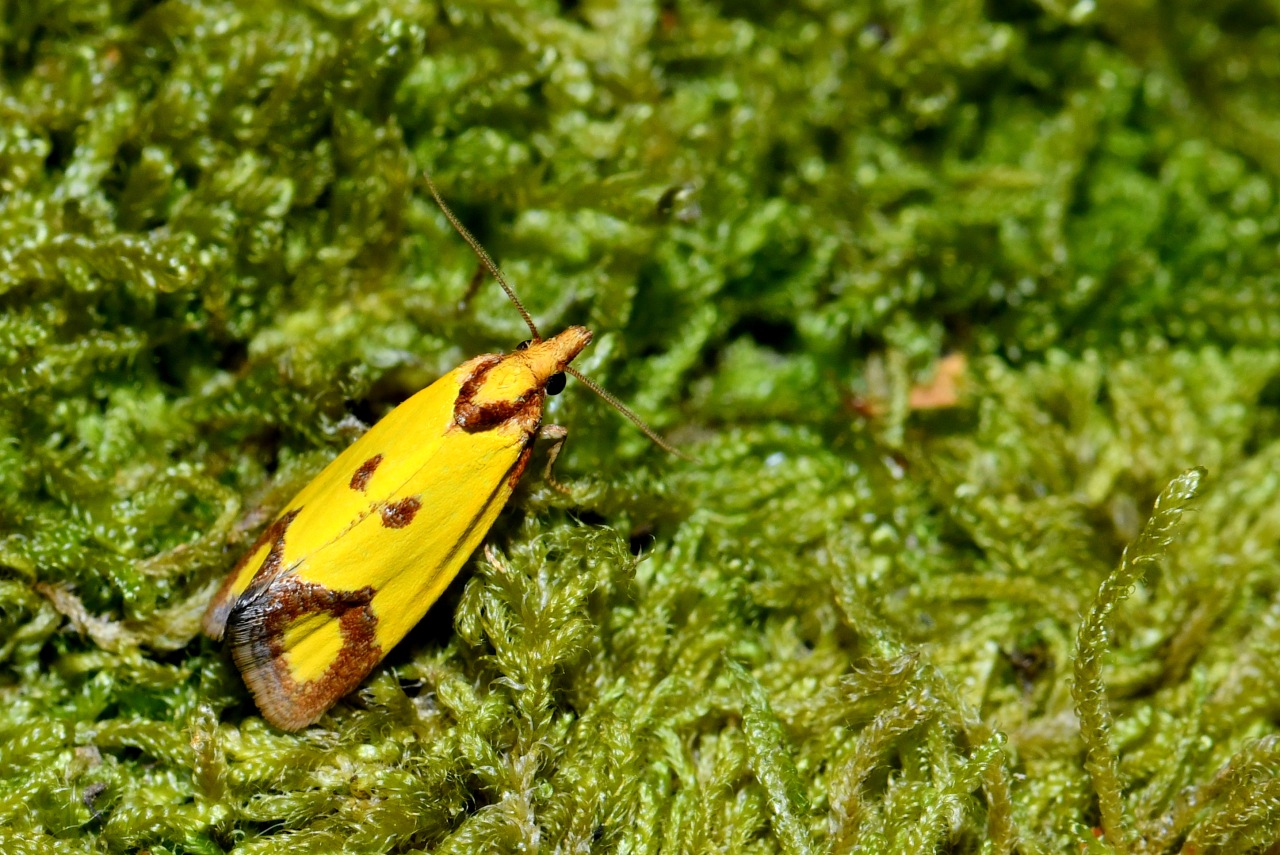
[423,172,692,463]
[564,366,696,461]
[421,172,542,342]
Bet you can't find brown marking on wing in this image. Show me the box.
[202,508,301,640]
[380,496,421,529]
[349,454,383,492]
[226,577,382,731]
[454,355,542,433]
[508,441,535,488]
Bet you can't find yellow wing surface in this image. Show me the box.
[201,356,494,639]
[203,328,592,730]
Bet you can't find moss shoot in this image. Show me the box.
[4,1,1280,852]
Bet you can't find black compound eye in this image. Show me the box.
[516,339,532,351]
[546,372,566,396]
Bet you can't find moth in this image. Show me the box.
[203,176,681,730]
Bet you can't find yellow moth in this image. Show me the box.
[203,176,681,730]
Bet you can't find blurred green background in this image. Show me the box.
[4,1,1280,852]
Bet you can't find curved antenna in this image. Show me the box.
[564,366,695,461]
[422,170,692,462]
[421,172,542,342]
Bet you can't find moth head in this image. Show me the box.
[456,326,593,423]
[515,326,591,396]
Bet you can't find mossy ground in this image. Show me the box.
[3,1,1280,852]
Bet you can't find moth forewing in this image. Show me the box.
[203,328,592,730]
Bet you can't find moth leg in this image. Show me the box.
[540,424,571,494]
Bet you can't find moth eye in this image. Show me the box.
[516,339,532,351]
[546,372,566,396]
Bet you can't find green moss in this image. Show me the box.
[5,0,1280,851]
